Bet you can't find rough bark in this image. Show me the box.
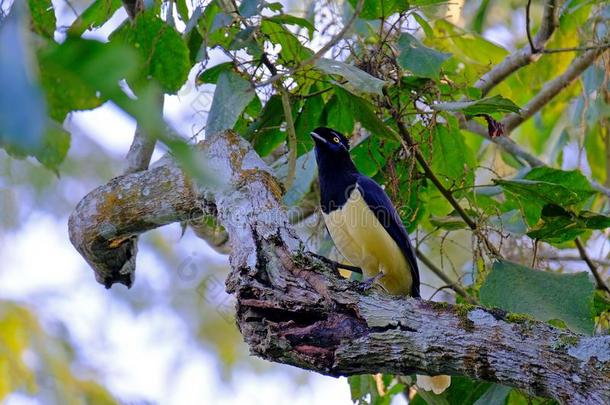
[68,131,610,403]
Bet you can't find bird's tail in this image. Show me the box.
[416,374,451,395]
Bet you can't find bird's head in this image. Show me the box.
[310,127,350,156]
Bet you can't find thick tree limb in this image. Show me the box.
[69,131,610,402]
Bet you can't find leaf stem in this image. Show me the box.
[574,237,610,294]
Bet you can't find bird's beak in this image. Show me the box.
[310,131,328,145]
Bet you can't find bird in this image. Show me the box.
[310,126,451,394]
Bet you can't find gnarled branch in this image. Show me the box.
[68,131,610,403]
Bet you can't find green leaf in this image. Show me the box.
[411,376,493,405]
[67,0,123,37]
[494,180,582,209]
[206,71,255,137]
[431,95,520,115]
[524,167,596,204]
[480,261,595,335]
[334,86,392,139]
[347,0,409,20]
[323,94,354,135]
[397,33,451,79]
[266,14,315,39]
[350,135,399,177]
[238,0,262,17]
[315,58,386,95]
[526,204,610,244]
[245,95,286,156]
[419,124,475,191]
[473,385,512,405]
[260,19,312,63]
[38,38,139,121]
[294,94,324,156]
[412,12,433,37]
[495,168,596,216]
[27,0,56,39]
[176,0,190,22]
[113,10,190,93]
[0,5,46,154]
[196,62,234,84]
[35,123,71,170]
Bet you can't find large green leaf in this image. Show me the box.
[1,3,45,149]
[473,385,512,405]
[411,376,493,405]
[419,124,475,190]
[294,93,324,156]
[260,19,312,63]
[431,95,520,115]
[266,14,315,39]
[113,10,190,93]
[38,38,138,121]
[27,0,56,39]
[347,0,409,20]
[397,33,451,79]
[526,204,610,244]
[334,86,392,139]
[350,135,399,177]
[67,0,123,37]
[524,167,596,204]
[480,261,595,335]
[206,71,255,137]
[315,58,386,95]
[494,168,596,225]
[323,94,354,135]
[34,123,71,171]
[196,62,234,84]
[245,95,286,156]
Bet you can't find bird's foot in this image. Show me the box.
[358,272,384,292]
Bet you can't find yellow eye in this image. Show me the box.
[333,136,340,143]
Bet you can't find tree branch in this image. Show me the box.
[465,46,610,197]
[501,47,606,132]
[255,0,364,88]
[575,237,610,295]
[473,0,559,96]
[415,248,478,305]
[68,131,610,402]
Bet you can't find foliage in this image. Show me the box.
[2,0,610,402]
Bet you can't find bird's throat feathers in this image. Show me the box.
[314,148,358,214]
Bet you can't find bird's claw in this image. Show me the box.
[357,272,384,292]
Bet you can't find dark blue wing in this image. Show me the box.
[356,175,421,298]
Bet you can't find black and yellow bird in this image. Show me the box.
[310,127,450,394]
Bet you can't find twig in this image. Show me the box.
[540,255,610,267]
[255,0,364,88]
[279,89,297,189]
[542,43,610,54]
[473,0,558,96]
[415,248,478,304]
[383,90,500,258]
[502,46,607,132]
[465,46,610,198]
[260,53,298,189]
[574,237,610,294]
[526,0,538,54]
[121,0,143,20]
[125,124,158,173]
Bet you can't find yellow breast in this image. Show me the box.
[322,188,413,296]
